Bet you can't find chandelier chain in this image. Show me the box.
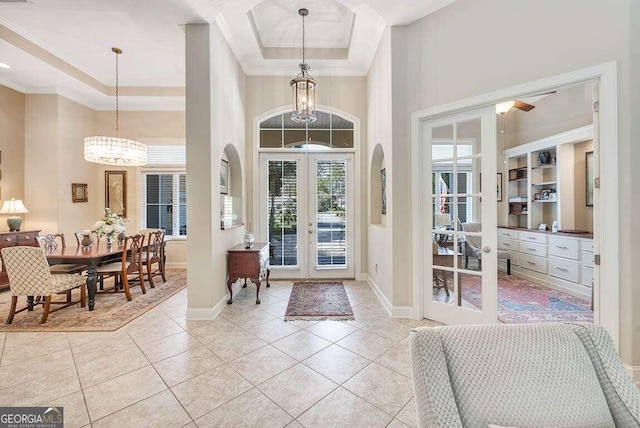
[115,50,119,137]
[302,12,305,65]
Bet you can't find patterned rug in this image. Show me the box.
[285,281,355,321]
[0,269,186,332]
[455,271,593,323]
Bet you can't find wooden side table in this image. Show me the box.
[227,242,270,304]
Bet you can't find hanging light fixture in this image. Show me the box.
[290,8,317,124]
[84,47,147,166]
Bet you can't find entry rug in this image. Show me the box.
[285,281,355,321]
[448,271,593,323]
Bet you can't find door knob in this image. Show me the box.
[308,229,314,234]
[482,247,491,253]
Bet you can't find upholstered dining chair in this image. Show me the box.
[1,246,86,324]
[37,234,85,275]
[143,229,166,288]
[409,323,640,428]
[95,234,146,301]
[462,222,511,274]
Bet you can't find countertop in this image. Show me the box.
[498,226,593,239]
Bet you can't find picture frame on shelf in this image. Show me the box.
[534,192,541,201]
[538,223,547,231]
[586,151,594,207]
[220,159,229,195]
[496,173,503,202]
[105,171,126,217]
[71,183,88,203]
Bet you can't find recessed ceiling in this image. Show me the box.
[0,0,460,110]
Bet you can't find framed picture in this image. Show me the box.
[105,171,127,217]
[71,183,88,203]
[538,223,547,231]
[496,173,503,202]
[381,168,387,215]
[220,159,229,195]
[586,151,594,207]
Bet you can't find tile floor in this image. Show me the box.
[0,279,441,427]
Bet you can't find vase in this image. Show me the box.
[118,232,125,244]
[538,151,551,165]
[106,236,113,246]
[244,232,255,249]
[81,235,93,249]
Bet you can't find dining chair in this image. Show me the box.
[95,234,146,301]
[143,229,166,288]
[1,246,86,324]
[461,222,511,274]
[37,234,86,274]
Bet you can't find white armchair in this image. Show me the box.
[410,323,640,428]
[462,222,511,274]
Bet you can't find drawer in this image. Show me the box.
[18,234,37,245]
[548,236,580,260]
[0,234,17,244]
[519,241,548,257]
[519,253,547,274]
[520,231,547,244]
[581,267,594,288]
[498,250,518,266]
[581,251,594,268]
[580,239,594,252]
[497,237,518,251]
[498,229,519,239]
[548,256,580,283]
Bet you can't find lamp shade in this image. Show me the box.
[84,136,147,166]
[434,214,451,227]
[495,101,515,115]
[0,199,29,214]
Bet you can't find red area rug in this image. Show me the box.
[458,271,593,323]
[285,281,355,321]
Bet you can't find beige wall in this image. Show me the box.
[573,140,594,232]
[244,75,368,276]
[397,0,636,364]
[367,27,393,301]
[0,85,25,218]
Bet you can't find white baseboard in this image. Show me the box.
[185,280,243,320]
[624,364,640,387]
[364,274,417,319]
[165,262,187,269]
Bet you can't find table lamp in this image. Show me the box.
[434,214,451,229]
[0,199,29,231]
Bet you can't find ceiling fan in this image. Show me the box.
[496,91,557,115]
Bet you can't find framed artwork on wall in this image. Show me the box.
[586,151,594,207]
[72,183,88,203]
[496,173,503,202]
[220,159,229,195]
[381,168,387,215]
[105,171,127,217]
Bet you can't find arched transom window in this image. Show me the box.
[259,111,354,149]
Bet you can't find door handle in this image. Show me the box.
[308,229,314,234]
[482,247,491,253]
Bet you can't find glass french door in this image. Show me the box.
[422,106,497,324]
[259,153,355,279]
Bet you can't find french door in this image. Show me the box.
[259,153,355,279]
[422,106,498,324]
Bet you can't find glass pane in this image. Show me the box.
[146,205,159,228]
[179,175,187,204]
[316,160,347,266]
[308,111,331,129]
[260,114,282,129]
[160,175,173,204]
[284,130,306,148]
[283,113,306,129]
[308,130,330,147]
[331,115,354,130]
[146,175,159,204]
[260,130,282,148]
[456,117,481,158]
[332,130,354,148]
[459,272,482,311]
[179,205,187,236]
[268,160,298,266]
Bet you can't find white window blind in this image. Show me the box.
[146,145,186,166]
[141,172,187,237]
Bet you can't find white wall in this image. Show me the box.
[396,0,636,364]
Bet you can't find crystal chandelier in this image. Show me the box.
[290,8,317,124]
[84,48,147,166]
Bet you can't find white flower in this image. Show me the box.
[113,224,125,234]
[103,225,114,234]
[94,221,105,229]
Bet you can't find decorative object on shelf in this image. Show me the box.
[548,190,557,201]
[84,47,147,166]
[220,159,229,195]
[534,192,541,200]
[71,183,88,203]
[80,230,94,249]
[508,167,527,181]
[381,168,387,215]
[540,189,551,200]
[510,203,523,214]
[586,151,594,207]
[105,171,127,217]
[552,152,557,164]
[93,208,129,244]
[244,231,255,249]
[537,151,551,165]
[290,8,317,124]
[496,173,503,202]
[0,199,29,231]
[552,220,559,233]
[538,223,547,231]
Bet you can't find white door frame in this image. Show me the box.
[411,61,619,349]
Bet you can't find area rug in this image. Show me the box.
[285,281,355,321]
[451,271,593,323]
[0,269,186,332]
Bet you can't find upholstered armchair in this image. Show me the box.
[462,222,511,274]
[409,323,640,428]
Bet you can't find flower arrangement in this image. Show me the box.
[93,208,130,241]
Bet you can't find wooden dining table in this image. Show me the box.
[45,244,124,311]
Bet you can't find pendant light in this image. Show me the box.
[84,47,147,166]
[290,8,317,124]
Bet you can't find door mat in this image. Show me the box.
[285,281,355,321]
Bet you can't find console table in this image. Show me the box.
[0,230,40,291]
[227,242,270,304]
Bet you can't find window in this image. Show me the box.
[142,172,186,237]
[259,111,355,149]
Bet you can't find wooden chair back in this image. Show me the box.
[146,230,165,263]
[122,234,144,274]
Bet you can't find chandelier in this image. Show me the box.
[290,8,317,124]
[84,48,147,166]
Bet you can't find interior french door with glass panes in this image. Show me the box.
[259,153,354,279]
[422,106,497,324]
